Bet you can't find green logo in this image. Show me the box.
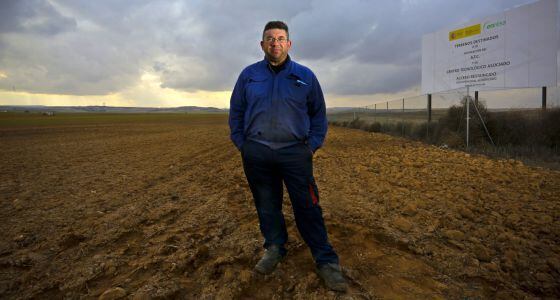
[484,20,506,30]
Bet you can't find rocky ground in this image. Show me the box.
[0,114,558,299]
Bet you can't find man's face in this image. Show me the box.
[261,29,291,65]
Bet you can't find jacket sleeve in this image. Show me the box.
[229,72,246,151]
[306,74,328,152]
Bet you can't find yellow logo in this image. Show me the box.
[449,24,481,41]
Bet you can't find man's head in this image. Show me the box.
[261,21,292,66]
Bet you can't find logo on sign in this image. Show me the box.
[449,24,481,41]
[484,20,506,31]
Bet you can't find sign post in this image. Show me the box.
[466,86,470,149]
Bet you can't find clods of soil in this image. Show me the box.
[0,115,558,299]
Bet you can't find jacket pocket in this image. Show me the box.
[245,76,269,101]
[287,83,310,101]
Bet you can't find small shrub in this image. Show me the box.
[367,122,381,132]
[540,108,560,147]
[329,120,340,127]
[348,118,365,129]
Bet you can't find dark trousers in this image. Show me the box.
[241,140,339,266]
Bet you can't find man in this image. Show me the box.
[229,21,347,292]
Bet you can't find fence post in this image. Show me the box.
[427,94,432,140]
[475,91,479,106]
[427,94,432,122]
[542,86,547,110]
[402,98,405,136]
[426,94,432,141]
[428,94,432,123]
[466,87,470,150]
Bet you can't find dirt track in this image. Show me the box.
[0,114,559,299]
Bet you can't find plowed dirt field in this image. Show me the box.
[0,113,558,299]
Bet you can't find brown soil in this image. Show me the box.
[1,115,558,299]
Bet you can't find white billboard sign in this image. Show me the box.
[422,0,558,94]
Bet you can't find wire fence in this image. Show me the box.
[327,85,560,164]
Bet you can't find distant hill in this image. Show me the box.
[326,107,357,113]
[0,105,228,113]
[0,105,366,114]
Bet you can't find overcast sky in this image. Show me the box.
[0,0,547,108]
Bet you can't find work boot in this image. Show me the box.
[254,245,283,274]
[316,263,348,292]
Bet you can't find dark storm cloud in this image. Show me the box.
[0,0,76,35]
[0,0,537,98]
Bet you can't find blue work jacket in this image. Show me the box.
[229,56,327,152]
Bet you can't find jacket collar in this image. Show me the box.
[263,55,291,73]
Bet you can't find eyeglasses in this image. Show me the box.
[264,37,288,43]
